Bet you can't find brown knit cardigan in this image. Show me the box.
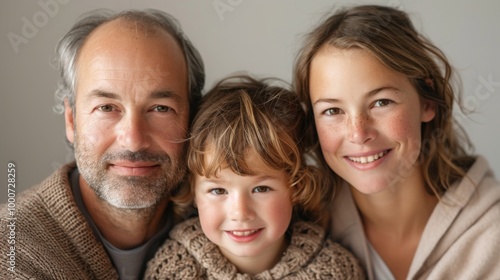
[0,163,118,279]
[145,217,364,279]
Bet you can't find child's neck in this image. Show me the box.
[220,235,288,275]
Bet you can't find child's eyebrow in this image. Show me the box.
[198,174,280,184]
[255,175,279,181]
[198,177,225,184]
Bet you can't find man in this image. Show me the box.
[0,9,204,279]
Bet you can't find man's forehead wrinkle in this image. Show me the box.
[89,58,170,80]
[115,19,161,38]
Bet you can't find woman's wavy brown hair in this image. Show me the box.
[293,5,475,201]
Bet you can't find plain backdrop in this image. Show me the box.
[1,0,499,203]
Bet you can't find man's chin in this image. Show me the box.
[103,195,165,210]
[97,185,167,210]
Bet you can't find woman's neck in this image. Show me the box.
[351,167,438,238]
[350,167,438,280]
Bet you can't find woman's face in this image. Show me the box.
[309,47,435,194]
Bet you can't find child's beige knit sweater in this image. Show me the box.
[145,217,364,279]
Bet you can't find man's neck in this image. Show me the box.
[79,177,169,250]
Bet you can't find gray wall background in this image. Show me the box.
[1,0,499,203]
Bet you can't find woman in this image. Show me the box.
[294,5,500,280]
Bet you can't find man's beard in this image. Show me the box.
[74,137,187,210]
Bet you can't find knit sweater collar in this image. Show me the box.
[170,218,325,279]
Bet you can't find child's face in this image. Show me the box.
[194,152,293,270]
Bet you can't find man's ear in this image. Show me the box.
[64,99,75,144]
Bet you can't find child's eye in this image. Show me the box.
[209,188,227,195]
[253,186,271,193]
[323,108,342,115]
[373,99,392,107]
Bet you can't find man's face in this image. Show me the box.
[64,19,190,209]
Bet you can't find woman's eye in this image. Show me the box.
[324,108,342,115]
[253,186,271,193]
[209,188,227,195]
[374,99,392,107]
[153,105,172,112]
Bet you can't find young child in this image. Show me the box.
[145,75,364,279]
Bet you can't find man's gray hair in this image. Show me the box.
[53,9,205,121]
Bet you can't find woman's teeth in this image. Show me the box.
[348,150,388,163]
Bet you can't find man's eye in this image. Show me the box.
[209,188,227,195]
[153,105,171,112]
[98,105,114,112]
[253,186,271,193]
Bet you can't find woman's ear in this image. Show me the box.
[421,99,436,123]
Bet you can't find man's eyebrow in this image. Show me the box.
[86,90,121,101]
[150,90,178,99]
[85,90,180,101]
